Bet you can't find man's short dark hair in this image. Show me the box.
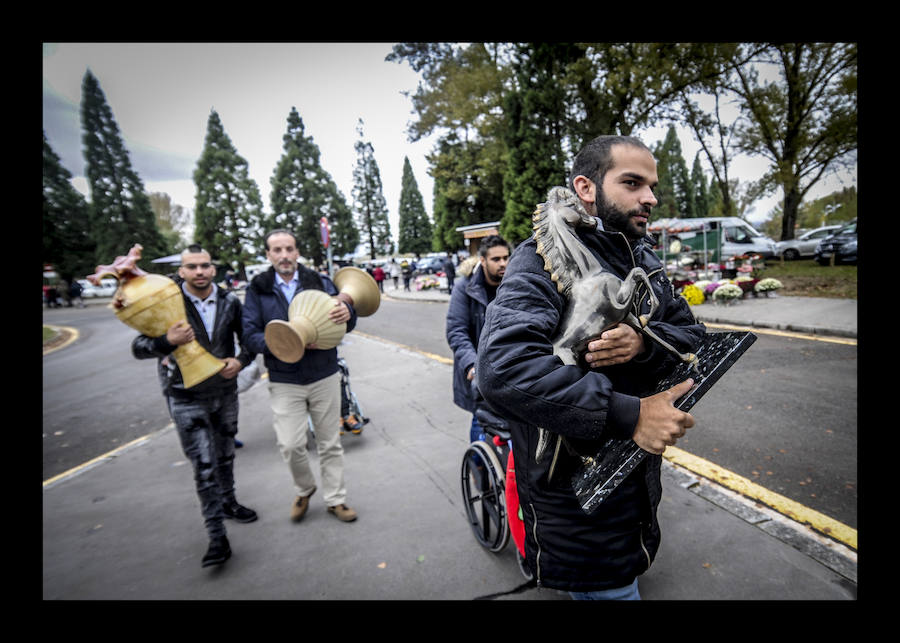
[264,228,298,251]
[568,135,652,192]
[181,244,211,262]
[479,234,511,258]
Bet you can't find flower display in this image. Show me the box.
[755,278,783,293]
[680,284,705,306]
[414,275,440,291]
[712,283,743,302]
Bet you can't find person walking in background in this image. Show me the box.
[242,229,359,524]
[372,264,385,293]
[445,235,510,444]
[476,135,704,599]
[389,259,400,290]
[68,278,85,308]
[442,253,456,295]
[131,244,258,568]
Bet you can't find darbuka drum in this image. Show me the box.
[87,244,224,388]
[265,289,346,363]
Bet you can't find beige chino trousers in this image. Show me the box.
[268,371,346,507]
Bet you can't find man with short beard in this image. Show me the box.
[445,235,510,443]
[242,229,359,525]
[132,244,257,568]
[476,135,705,599]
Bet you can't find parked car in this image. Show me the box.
[814,219,857,265]
[77,278,117,298]
[775,225,842,260]
[414,257,445,275]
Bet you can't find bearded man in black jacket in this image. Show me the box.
[132,244,257,569]
[477,135,705,599]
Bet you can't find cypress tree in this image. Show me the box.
[193,109,266,278]
[270,107,357,267]
[43,131,95,279]
[352,119,392,259]
[80,70,165,269]
[653,125,693,219]
[690,153,710,218]
[397,156,433,255]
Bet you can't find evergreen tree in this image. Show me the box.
[270,107,357,266]
[397,156,433,254]
[149,192,189,251]
[501,44,569,244]
[352,119,392,259]
[689,153,710,218]
[80,70,166,269]
[43,131,95,280]
[653,125,693,219]
[193,110,266,278]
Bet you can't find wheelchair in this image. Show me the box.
[307,355,368,438]
[460,404,533,581]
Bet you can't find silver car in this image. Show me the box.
[774,225,841,260]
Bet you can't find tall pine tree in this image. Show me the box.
[270,107,358,267]
[653,125,693,219]
[397,157,433,255]
[193,110,266,278]
[80,70,166,269]
[352,119,392,259]
[689,153,710,218]
[43,131,95,280]
[501,44,569,243]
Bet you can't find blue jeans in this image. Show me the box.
[569,578,641,601]
[470,415,485,443]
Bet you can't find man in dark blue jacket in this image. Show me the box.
[242,229,359,524]
[477,135,704,599]
[445,235,510,443]
[132,244,257,568]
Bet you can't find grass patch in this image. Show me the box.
[43,325,57,342]
[758,259,857,299]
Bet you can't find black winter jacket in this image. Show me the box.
[445,264,493,413]
[131,277,255,400]
[477,226,705,592]
[241,265,357,385]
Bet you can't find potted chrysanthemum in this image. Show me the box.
[754,277,783,297]
[712,283,743,305]
[680,283,705,306]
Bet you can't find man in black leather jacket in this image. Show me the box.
[132,245,257,568]
[477,135,705,599]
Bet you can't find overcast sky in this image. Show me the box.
[43,42,856,247]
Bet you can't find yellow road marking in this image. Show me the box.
[42,325,80,355]
[704,322,857,346]
[664,445,857,550]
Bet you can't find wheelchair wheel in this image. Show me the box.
[461,440,509,553]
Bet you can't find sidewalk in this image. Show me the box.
[42,306,857,600]
[384,284,858,339]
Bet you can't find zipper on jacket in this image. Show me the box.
[639,523,652,570]
[529,502,543,587]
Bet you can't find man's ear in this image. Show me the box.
[572,175,596,207]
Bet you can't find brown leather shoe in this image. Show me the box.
[327,504,358,522]
[290,487,316,522]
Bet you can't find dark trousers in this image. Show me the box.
[167,393,239,539]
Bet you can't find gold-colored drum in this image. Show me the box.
[87,244,224,389]
[113,273,225,388]
[265,289,346,363]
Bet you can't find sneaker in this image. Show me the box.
[343,415,364,434]
[290,487,316,522]
[223,501,258,523]
[327,504,358,522]
[201,535,232,568]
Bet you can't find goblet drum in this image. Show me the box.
[333,266,380,317]
[113,273,225,388]
[265,289,347,363]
